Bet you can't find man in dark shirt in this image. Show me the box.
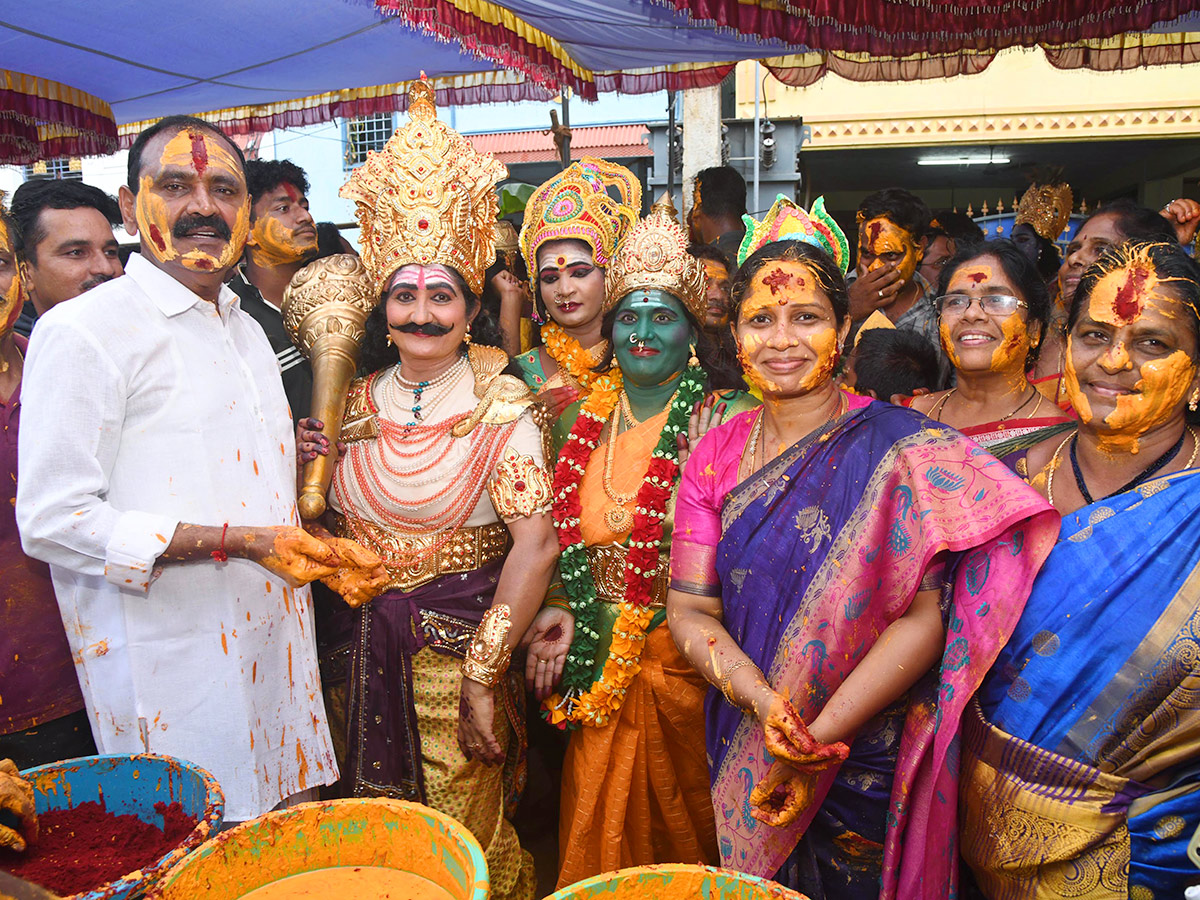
[0,210,95,769]
[227,159,320,424]
[687,166,748,264]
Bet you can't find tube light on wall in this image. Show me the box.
[917,154,1011,166]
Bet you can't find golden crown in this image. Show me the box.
[1014,181,1074,241]
[519,157,641,279]
[604,194,706,320]
[340,78,507,296]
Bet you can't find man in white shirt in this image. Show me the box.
[17,115,341,820]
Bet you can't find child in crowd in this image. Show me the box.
[843,327,941,402]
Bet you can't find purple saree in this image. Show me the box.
[671,398,1059,898]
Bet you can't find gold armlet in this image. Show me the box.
[488,446,552,518]
[462,604,514,688]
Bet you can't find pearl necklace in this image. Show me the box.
[387,356,467,426]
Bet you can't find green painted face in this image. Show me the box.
[612,289,695,387]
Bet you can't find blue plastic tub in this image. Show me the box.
[16,753,224,900]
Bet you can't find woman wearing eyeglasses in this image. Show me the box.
[908,240,1073,463]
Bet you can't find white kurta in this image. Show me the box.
[16,253,337,820]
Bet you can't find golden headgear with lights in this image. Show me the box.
[604,194,706,320]
[339,77,507,296]
[1014,181,1074,241]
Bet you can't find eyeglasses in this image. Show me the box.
[936,293,1027,317]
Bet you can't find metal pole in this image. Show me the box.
[666,89,677,204]
[752,62,761,215]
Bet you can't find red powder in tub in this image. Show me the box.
[0,800,196,896]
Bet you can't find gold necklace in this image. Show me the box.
[933,385,1037,425]
[745,392,845,476]
[618,390,642,429]
[1044,433,1074,507]
[602,405,639,533]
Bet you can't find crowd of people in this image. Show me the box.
[2,76,1200,900]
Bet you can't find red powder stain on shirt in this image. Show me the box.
[249,730,255,750]
[252,661,257,683]
[155,533,167,543]
[761,267,793,295]
[280,442,286,456]
[265,582,272,593]
[148,225,167,253]
[253,460,259,476]
[0,801,196,897]
[237,449,241,462]
[188,131,208,176]
[220,632,228,655]
[296,740,309,790]
[1113,265,1150,322]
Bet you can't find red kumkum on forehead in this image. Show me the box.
[761,266,796,295]
[967,270,988,283]
[1112,263,1152,322]
[867,220,882,242]
[283,182,298,202]
[188,131,208,176]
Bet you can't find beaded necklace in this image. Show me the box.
[544,364,706,729]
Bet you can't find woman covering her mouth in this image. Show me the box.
[906,239,1073,468]
[515,159,641,451]
[964,239,1200,899]
[665,196,1058,900]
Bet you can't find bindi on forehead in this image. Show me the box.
[867,220,883,242]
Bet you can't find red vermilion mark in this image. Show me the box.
[188,131,208,176]
[192,258,213,270]
[283,182,299,202]
[762,267,793,295]
[867,220,883,242]
[1113,265,1150,322]
[967,270,988,284]
[148,224,167,252]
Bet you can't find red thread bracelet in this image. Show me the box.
[211,523,230,562]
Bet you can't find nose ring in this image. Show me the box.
[629,334,639,344]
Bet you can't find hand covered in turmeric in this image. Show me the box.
[247,526,342,587]
[0,759,37,852]
[757,690,849,768]
[320,538,388,608]
[749,760,818,828]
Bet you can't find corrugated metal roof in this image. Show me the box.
[465,124,652,164]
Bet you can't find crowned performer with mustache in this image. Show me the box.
[324,78,557,900]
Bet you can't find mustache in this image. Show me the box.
[391,321,453,337]
[172,215,231,241]
[81,274,116,292]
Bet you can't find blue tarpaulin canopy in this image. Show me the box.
[3,1,1200,163]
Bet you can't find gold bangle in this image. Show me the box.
[718,659,755,704]
[461,604,514,688]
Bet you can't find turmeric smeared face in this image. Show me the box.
[937,257,1034,386]
[134,128,249,275]
[0,218,21,339]
[1066,260,1200,453]
[857,216,921,285]
[247,181,318,268]
[734,259,846,398]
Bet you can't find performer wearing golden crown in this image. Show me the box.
[514,158,641,446]
[328,79,556,900]
[524,197,753,888]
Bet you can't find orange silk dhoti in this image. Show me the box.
[556,625,717,889]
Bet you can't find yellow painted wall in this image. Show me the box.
[736,49,1200,148]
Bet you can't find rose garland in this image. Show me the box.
[542,321,621,394]
[545,363,707,729]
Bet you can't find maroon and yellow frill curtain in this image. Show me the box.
[0,70,118,165]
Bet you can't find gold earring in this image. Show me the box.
[386,334,393,347]
[464,323,472,345]
[1190,388,1199,412]
[688,342,699,368]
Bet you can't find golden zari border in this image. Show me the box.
[586,542,669,609]
[332,516,509,593]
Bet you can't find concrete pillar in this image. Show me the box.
[681,85,722,210]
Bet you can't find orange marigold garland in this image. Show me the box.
[542,321,621,396]
[545,364,706,729]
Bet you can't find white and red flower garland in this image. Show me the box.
[544,364,706,728]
